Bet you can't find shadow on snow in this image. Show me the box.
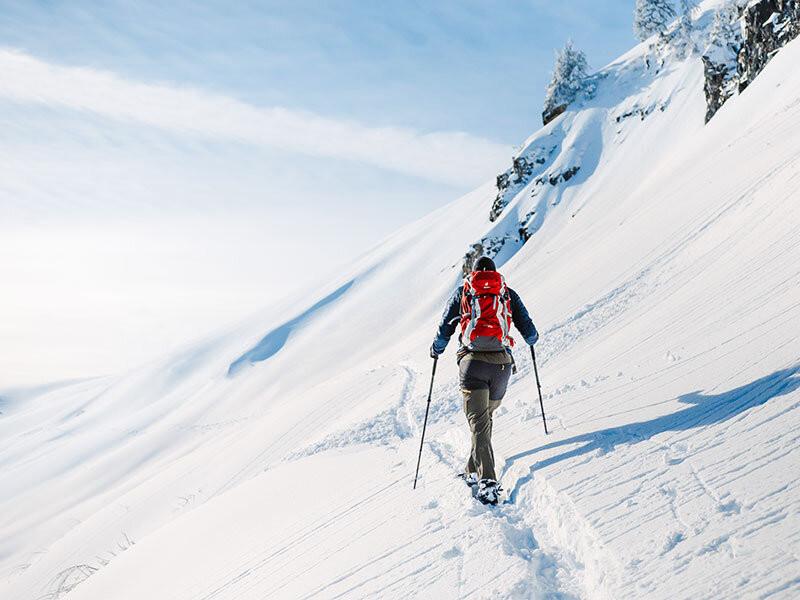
[227,279,355,376]
[505,365,800,503]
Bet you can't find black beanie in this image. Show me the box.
[474,256,496,271]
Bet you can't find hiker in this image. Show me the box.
[430,256,539,505]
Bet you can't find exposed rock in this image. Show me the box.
[738,0,800,92]
[535,165,581,187]
[542,103,567,126]
[467,163,581,274]
[558,166,580,183]
[701,4,743,122]
[615,103,665,123]
[461,236,511,276]
[462,242,484,276]
[489,146,551,222]
[489,173,513,223]
[703,0,799,122]
[702,55,739,122]
[518,209,537,243]
[496,172,510,194]
[513,155,546,182]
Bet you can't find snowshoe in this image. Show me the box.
[476,479,503,506]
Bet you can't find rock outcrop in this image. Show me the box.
[738,0,800,90]
[542,103,568,126]
[702,54,740,122]
[461,236,510,276]
[489,147,551,222]
[703,0,799,122]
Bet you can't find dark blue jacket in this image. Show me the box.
[432,284,538,355]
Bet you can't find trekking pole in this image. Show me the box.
[531,346,549,435]
[413,356,438,489]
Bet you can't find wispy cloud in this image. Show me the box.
[0,49,509,186]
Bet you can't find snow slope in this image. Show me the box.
[3,19,800,600]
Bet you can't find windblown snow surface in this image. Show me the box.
[3,16,800,600]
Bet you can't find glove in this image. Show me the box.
[430,343,443,359]
[526,331,539,346]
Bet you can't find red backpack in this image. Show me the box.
[459,270,515,351]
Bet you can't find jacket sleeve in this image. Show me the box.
[509,288,539,346]
[432,286,463,354]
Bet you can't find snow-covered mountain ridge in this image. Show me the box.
[2,2,800,598]
[471,0,800,275]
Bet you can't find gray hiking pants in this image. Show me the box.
[459,355,512,482]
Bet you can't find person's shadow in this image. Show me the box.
[504,365,800,503]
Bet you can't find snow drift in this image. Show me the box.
[2,3,800,599]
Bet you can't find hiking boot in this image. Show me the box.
[476,479,502,505]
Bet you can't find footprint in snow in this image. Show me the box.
[717,499,741,515]
[441,546,462,559]
[661,531,686,554]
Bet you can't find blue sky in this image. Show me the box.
[0,1,637,385]
[0,0,635,140]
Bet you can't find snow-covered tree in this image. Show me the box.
[707,2,741,57]
[542,40,589,125]
[673,0,697,58]
[634,0,677,42]
[701,2,742,122]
